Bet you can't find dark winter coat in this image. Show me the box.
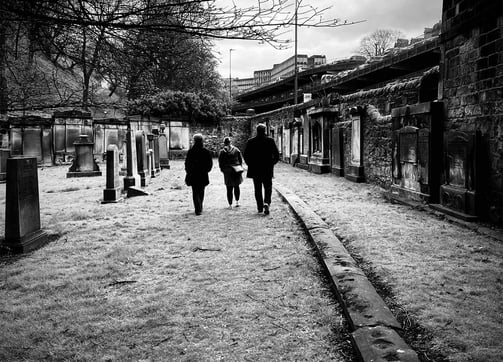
[184,144,213,186]
[218,145,243,186]
[243,134,280,179]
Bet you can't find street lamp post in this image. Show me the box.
[229,48,235,101]
[294,0,298,106]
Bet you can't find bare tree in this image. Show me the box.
[359,29,404,58]
[0,0,362,110]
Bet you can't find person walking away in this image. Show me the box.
[243,123,280,215]
[218,137,244,208]
[184,134,213,215]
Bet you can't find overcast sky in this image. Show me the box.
[212,0,442,79]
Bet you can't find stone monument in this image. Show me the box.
[307,107,337,174]
[431,130,482,221]
[3,157,48,253]
[66,135,102,178]
[102,145,123,203]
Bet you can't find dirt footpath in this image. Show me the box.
[0,160,354,361]
[274,163,503,362]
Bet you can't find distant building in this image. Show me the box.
[254,69,272,87]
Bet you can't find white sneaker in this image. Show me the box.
[235,201,240,207]
[228,204,233,209]
[264,203,270,215]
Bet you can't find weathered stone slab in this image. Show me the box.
[3,157,47,253]
[352,326,420,362]
[127,186,149,198]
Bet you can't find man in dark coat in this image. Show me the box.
[243,123,280,215]
[185,134,213,215]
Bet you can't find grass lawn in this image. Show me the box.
[0,161,354,361]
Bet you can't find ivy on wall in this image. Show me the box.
[127,90,229,123]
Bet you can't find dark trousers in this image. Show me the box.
[226,185,240,205]
[191,185,206,214]
[252,177,272,211]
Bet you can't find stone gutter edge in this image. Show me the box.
[275,184,420,362]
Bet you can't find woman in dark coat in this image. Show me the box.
[184,134,213,215]
[218,137,244,208]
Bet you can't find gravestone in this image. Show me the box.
[151,130,161,175]
[66,135,102,177]
[135,131,150,187]
[124,129,140,189]
[147,133,160,177]
[390,102,443,204]
[3,157,47,253]
[0,148,10,182]
[431,130,481,220]
[102,145,123,203]
[345,109,365,182]
[158,131,170,169]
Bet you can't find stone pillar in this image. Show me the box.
[3,157,47,253]
[148,149,154,178]
[102,145,123,203]
[0,148,10,182]
[66,135,102,178]
[331,126,344,176]
[124,128,140,190]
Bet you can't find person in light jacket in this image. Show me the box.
[243,123,279,215]
[218,137,244,208]
[184,134,213,215]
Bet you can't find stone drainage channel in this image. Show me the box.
[275,184,419,362]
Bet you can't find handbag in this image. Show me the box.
[231,165,244,173]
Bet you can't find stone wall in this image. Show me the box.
[441,0,503,223]
[337,77,424,188]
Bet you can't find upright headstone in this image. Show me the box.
[431,130,481,221]
[0,148,10,182]
[152,130,161,175]
[158,125,170,169]
[135,131,150,187]
[66,135,102,178]
[102,145,123,203]
[147,134,160,178]
[124,128,140,190]
[3,157,47,253]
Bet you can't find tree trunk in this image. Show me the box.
[0,19,8,115]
